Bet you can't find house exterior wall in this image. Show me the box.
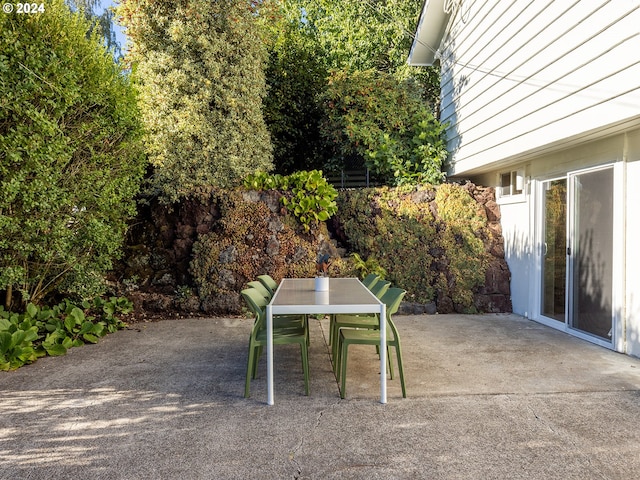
[412,0,640,356]
[438,0,640,176]
[472,129,640,356]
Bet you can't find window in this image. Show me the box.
[498,169,526,202]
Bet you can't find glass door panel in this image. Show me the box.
[541,179,567,322]
[570,168,614,339]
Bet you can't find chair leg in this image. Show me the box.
[245,341,256,398]
[333,328,343,378]
[339,338,349,399]
[302,315,310,347]
[298,339,310,396]
[252,345,260,380]
[328,314,335,346]
[394,343,407,398]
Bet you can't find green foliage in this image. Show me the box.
[0,314,42,371]
[243,171,286,191]
[350,253,387,280]
[260,2,329,173]
[321,69,447,186]
[0,296,132,370]
[336,185,492,311]
[280,171,338,231]
[294,0,438,104]
[190,189,351,314]
[244,170,338,232]
[259,0,441,176]
[0,0,146,308]
[119,0,273,203]
[435,185,490,309]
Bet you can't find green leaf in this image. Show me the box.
[26,303,38,319]
[91,323,105,336]
[64,316,76,333]
[0,331,12,355]
[70,307,85,323]
[44,344,67,356]
[82,333,99,344]
[79,321,94,335]
[23,327,39,343]
[317,211,330,221]
[11,330,26,347]
[62,336,73,349]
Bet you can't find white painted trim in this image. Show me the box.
[612,160,626,352]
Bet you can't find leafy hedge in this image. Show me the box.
[0,0,145,308]
[334,184,493,312]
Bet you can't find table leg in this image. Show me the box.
[266,304,274,405]
[380,303,387,404]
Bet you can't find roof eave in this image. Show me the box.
[408,0,450,66]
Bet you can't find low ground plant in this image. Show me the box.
[0,296,132,370]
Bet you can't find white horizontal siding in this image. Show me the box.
[438,0,640,176]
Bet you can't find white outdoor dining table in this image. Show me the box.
[265,277,387,405]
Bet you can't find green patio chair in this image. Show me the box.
[361,273,380,288]
[241,288,310,398]
[246,280,272,300]
[257,274,279,296]
[334,288,407,399]
[243,286,306,331]
[329,280,390,352]
[369,280,391,298]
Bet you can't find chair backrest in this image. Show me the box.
[380,288,407,318]
[370,280,391,299]
[247,281,271,300]
[241,288,267,326]
[257,275,278,295]
[361,273,379,288]
[382,288,406,340]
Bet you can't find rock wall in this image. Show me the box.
[465,184,512,314]
[115,184,511,316]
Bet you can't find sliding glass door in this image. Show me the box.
[539,167,613,341]
[569,168,614,339]
[541,179,567,323]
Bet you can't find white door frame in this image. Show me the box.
[530,162,624,351]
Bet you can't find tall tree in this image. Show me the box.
[260,0,442,177]
[118,0,274,203]
[296,0,439,106]
[0,0,145,308]
[321,69,447,185]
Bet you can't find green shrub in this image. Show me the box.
[0,0,146,308]
[350,253,387,280]
[119,0,273,203]
[335,184,492,311]
[435,184,489,309]
[244,170,338,232]
[321,69,447,186]
[0,296,132,370]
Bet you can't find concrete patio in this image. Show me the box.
[1,313,639,479]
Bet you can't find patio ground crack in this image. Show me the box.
[290,399,341,478]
